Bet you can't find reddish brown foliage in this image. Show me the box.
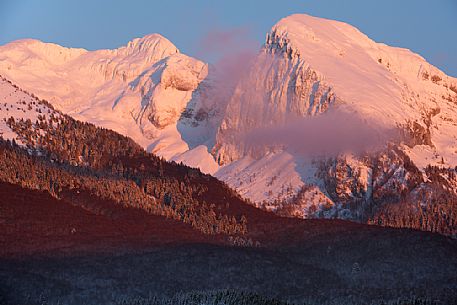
[0,182,219,257]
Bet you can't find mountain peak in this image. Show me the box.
[123,33,179,56]
[1,38,88,64]
[263,14,456,127]
[270,14,373,49]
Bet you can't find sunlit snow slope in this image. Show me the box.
[0,76,64,146]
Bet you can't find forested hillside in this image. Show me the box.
[0,77,255,237]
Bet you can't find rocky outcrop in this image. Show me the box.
[213,36,338,164]
[401,120,433,147]
[123,53,208,130]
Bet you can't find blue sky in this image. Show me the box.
[1,0,456,76]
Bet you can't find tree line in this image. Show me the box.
[0,138,247,236]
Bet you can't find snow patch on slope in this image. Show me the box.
[0,76,62,145]
[216,151,315,203]
[171,145,219,175]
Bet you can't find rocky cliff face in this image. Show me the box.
[214,33,338,164]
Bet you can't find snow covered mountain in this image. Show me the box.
[213,14,457,216]
[215,14,457,163]
[0,34,219,174]
[1,14,457,223]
